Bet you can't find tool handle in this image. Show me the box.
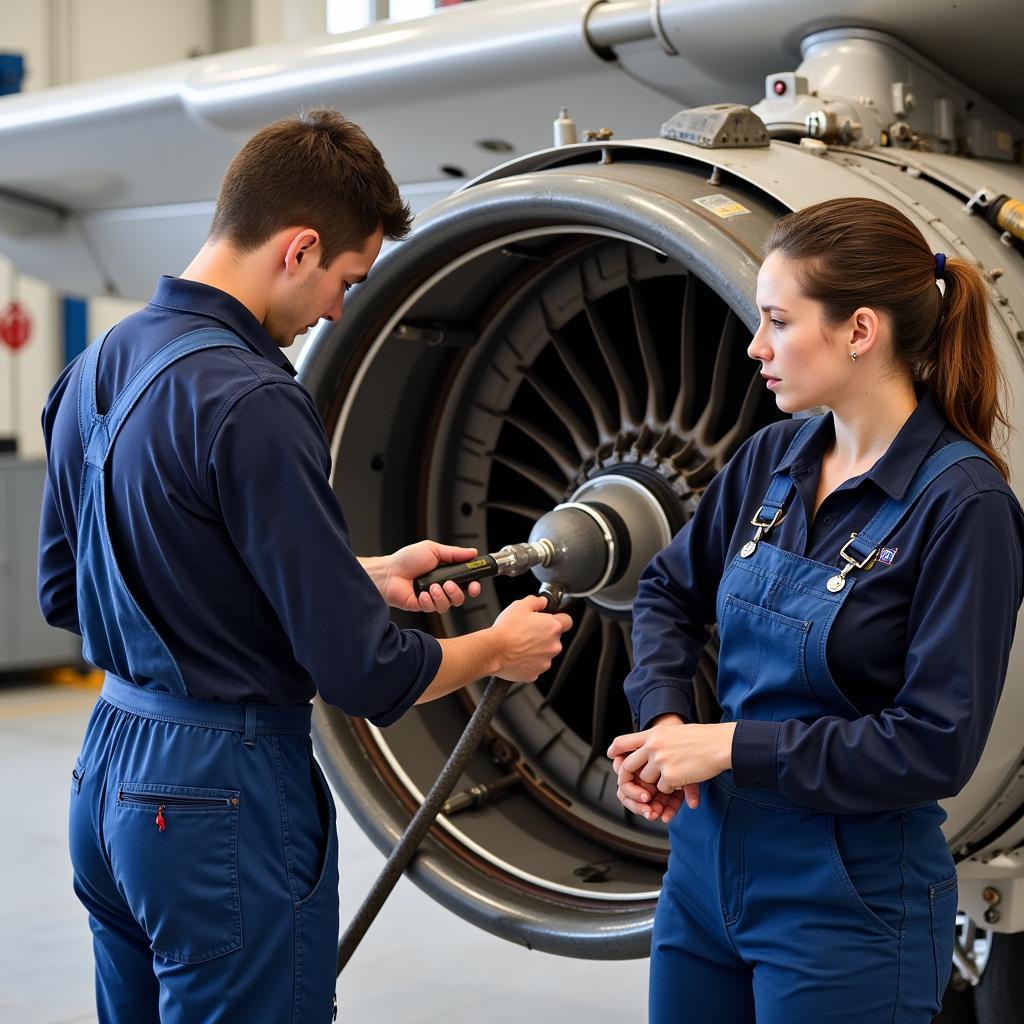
[414,554,499,596]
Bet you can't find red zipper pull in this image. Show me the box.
[155,806,166,832]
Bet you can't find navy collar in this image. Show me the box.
[148,276,297,378]
[771,387,948,500]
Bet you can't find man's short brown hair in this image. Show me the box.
[209,109,412,267]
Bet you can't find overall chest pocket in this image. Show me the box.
[108,782,242,963]
[718,594,814,720]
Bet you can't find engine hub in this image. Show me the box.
[560,472,673,612]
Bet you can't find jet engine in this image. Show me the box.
[303,90,1024,972]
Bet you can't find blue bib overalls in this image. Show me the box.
[68,330,339,1022]
[650,420,980,1023]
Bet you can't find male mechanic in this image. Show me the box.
[39,109,571,1023]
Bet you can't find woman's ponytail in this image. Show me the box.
[929,259,1010,482]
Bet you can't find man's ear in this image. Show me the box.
[283,229,320,273]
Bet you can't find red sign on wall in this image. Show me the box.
[0,300,31,352]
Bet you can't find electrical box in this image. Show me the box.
[0,458,81,670]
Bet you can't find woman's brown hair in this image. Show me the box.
[764,197,1010,480]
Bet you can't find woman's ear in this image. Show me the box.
[848,306,882,360]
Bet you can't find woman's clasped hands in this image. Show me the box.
[606,714,737,824]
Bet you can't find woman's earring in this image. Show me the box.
[850,350,858,363]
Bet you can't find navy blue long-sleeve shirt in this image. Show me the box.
[38,276,441,726]
[625,390,1024,812]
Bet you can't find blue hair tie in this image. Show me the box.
[934,252,947,279]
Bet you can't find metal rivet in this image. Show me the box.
[827,575,846,593]
[740,541,757,558]
[984,907,1001,924]
[982,887,1002,906]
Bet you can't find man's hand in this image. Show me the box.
[490,596,573,682]
[375,541,483,612]
[607,720,736,795]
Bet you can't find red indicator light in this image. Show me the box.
[773,80,787,96]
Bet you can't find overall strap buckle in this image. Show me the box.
[741,506,786,558]
[739,418,817,560]
[827,532,879,592]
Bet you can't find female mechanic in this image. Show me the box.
[608,197,1024,1023]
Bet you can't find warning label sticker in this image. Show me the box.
[693,194,751,219]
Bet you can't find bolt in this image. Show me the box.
[490,737,518,768]
[984,907,1001,924]
[806,111,828,138]
[982,887,1002,905]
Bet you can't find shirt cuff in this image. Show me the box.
[634,683,694,731]
[731,719,782,791]
[365,631,443,728]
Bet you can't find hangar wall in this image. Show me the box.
[0,0,327,456]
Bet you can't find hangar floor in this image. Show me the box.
[0,677,647,1023]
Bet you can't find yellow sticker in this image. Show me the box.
[464,558,489,570]
[693,194,751,219]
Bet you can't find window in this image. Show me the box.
[388,0,435,19]
[326,0,373,34]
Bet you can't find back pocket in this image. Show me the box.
[109,782,242,963]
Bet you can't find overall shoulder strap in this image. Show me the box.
[843,441,991,563]
[756,416,820,520]
[77,329,114,451]
[83,328,248,468]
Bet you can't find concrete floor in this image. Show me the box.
[0,678,648,1024]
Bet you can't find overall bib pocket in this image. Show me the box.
[719,593,813,720]
[929,873,958,1006]
[109,782,242,963]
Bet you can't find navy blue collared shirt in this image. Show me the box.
[625,390,1024,812]
[38,276,441,725]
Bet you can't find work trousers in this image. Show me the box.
[69,675,339,1023]
[649,773,957,1023]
